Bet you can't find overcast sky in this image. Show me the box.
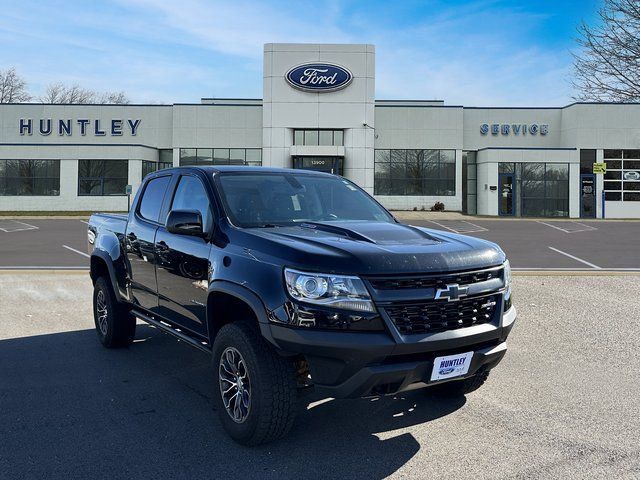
[0,0,600,106]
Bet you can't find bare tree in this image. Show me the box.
[40,82,131,104]
[573,0,640,101]
[40,83,94,104]
[0,67,32,103]
[96,90,130,104]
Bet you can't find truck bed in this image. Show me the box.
[89,213,128,232]
[87,213,128,253]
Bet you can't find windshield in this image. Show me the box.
[215,172,394,228]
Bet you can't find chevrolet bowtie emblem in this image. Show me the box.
[434,283,469,302]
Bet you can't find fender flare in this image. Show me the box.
[90,229,130,303]
[207,280,276,345]
[90,250,123,301]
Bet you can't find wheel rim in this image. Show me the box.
[96,290,109,336]
[218,347,251,423]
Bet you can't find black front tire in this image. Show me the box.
[212,321,297,446]
[430,370,490,398]
[93,276,136,348]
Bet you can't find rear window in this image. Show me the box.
[138,175,171,223]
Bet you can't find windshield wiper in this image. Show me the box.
[255,223,284,228]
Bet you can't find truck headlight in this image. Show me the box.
[504,260,512,290]
[284,268,376,313]
[503,260,513,310]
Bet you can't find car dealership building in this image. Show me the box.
[1,43,640,218]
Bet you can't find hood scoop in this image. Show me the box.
[298,222,374,243]
[297,221,442,246]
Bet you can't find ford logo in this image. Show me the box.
[623,171,640,180]
[285,63,353,92]
[439,367,456,376]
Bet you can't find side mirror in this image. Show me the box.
[166,210,204,237]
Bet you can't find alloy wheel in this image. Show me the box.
[218,347,251,423]
[96,290,109,335]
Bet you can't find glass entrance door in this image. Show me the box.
[292,156,344,175]
[498,173,515,216]
[580,174,596,218]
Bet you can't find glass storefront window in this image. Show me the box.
[197,148,213,164]
[245,149,262,166]
[159,149,173,165]
[462,151,477,215]
[142,160,173,178]
[213,149,229,164]
[304,130,319,146]
[499,162,569,217]
[319,130,333,146]
[229,149,246,165]
[0,159,60,196]
[293,129,344,146]
[374,149,456,196]
[499,163,515,173]
[78,159,128,196]
[180,148,197,166]
[179,148,261,167]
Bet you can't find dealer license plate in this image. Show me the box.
[430,351,474,381]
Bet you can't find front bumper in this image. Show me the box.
[263,304,517,398]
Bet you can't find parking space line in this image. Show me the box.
[62,244,90,258]
[537,221,597,233]
[457,221,489,233]
[427,220,488,234]
[0,220,39,233]
[548,246,601,269]
[12,220,39,229]
[571,222,598,232]
[79,220,89,224]
[537,221,571,233]
[424,220,456,233]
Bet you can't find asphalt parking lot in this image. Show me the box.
[406,218,640,271]
[0,217,639,271]
[1,273,639,479]
[0,219,89,269]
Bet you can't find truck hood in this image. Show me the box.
[234,221,505,275]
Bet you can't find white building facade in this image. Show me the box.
[1,43,639,218]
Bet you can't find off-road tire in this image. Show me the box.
[212,321,297,446]
[430,370,490,397]
[93,276,136,348]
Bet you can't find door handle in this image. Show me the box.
[156,240,169,252]
[127,232,137,241]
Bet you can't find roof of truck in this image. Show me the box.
[166,165,335,176]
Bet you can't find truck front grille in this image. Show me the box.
[367,267,502,291]
[383,295,499,335]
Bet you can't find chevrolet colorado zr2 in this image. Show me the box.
[87,166,516,445]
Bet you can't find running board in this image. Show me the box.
[133,310,211,353]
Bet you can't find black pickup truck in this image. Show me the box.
[88,166,516,445]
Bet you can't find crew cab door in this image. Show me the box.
[125,174,172,313]
[155,173,213,338]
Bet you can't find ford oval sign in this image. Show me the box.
[623,171,640,181]
[285,63,353,92]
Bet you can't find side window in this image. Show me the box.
[171,175,213,231]
[138,176,171,223]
